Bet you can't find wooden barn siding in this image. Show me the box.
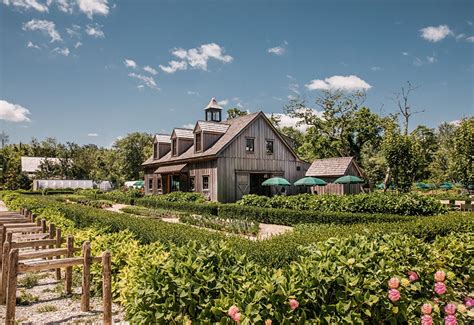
[158,143,171,159]
[178,139,193,156]
[188,160,218,201]
[217,116,308,202]
[311,162,363,195]
[144,167,156,195]
[203,133,223,151]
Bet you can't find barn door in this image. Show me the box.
[235,173,249,201]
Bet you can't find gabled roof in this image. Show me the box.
[204,97,222,110]
[21,157,61,173]
[306,156,360,177]
[172,128,194,139]
[194,121,230,133]
[154,134,171,143]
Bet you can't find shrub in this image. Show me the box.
[218,204,415,226]
[120,206,188,219]
[136,196,219,216]
[237,192,446,216]
[179,214,260,236]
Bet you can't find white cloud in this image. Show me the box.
[0,100,31,122]
[2,0,48,12]
[77,0,109,18]
[267,40,288,56]
[370,66,381,71]
[267,108,321,132]
[85,24,104,38]
[305,75,372,91]
[449,120,461,126]
[426,56,437,63]
[128,73,158,90]
[53,0,73,13]
[402,52,409,56]
[455,33,466,41]
[124,59,137,69]
[66,24,81,38]
[87,133,98,137]
[52,47,70,56]
[74,41,82,49]
[161,43,233,73]
[218,99,228,106]
[159,60,187,74]
[419,25,452,42]
[182,123,195,129]
[23,19,62,43]
[27,41,40,49]
[143,66,158,75]
[187,90,199,96]
[466,36,474,43]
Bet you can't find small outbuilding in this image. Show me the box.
[306,156,364,195]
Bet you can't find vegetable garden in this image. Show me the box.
[1,190,473,324]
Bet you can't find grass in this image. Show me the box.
[16,290,39,306]
[36,304,58,313]
[18,273,41,289]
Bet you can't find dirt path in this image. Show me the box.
[104,203,129,213]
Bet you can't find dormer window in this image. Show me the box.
[195,133,202,152]
[172,138,177,156]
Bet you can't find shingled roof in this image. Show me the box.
[195,121,230,133]
[143,112,261,166]
[306,156,358,177]
[154,134,171,143]
[172,128,194,139]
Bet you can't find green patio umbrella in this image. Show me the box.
[294,177,327,186]
[133,180,145,188]
[440,182,453,190]
[334,175,365,184]
[262,177,291,186]
[415,182,430,189]
[375,183,385,189]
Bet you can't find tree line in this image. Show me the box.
[1,83,472,192]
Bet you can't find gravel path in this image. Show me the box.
[0,271,126,324]
[104,204,129,213]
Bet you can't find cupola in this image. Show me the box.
[204,97,223,122]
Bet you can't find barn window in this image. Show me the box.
[195,133,202,152]
[202,175,209,191]
[190,177,195,191]
[296,166,301,171]
[157,178,162,190]
[266,140,274,155]
[172,138,177,156]
[148,178,153,191]
[246,138,255,153]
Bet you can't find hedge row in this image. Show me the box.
[135,196,219,216]
[237,192,447,216]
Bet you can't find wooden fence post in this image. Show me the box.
[0,239,11,304]
[55,228,62,280]
[65,235,74,294]
[5,248,19,324]
[0,225,5,249]
[41,219,47,250]
[31,213,37,223]
[81,241,91,312]
[102,250,112,325]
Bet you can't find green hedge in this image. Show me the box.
[237,192,447,216]
[218,204,415,226]
[136,196,219,216]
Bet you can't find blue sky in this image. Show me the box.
[1,0,473,147]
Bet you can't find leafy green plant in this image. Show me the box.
[36,304,58,313]
[16,290,39,306]
[18,273,41,289]
[179,214,260,236]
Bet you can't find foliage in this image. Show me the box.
[179,214,260,236]
[120,206,188,218]
[450,117,474,187]
[227,108,248,119]
[236,192,446,216]
[136,195,219,216]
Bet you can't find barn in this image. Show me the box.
[305,156,364,195]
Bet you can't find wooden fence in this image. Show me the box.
[0,208,112,324]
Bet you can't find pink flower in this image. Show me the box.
[388,289,401,302]
[421,315,433,325]
[265,320,272,325]
[228,305,239,318]
[289,299,299,310]
[434,282,446,295]
[421,303,433,315]
[444,303,456,315]
[444,315,457,325]
[465,297,474,308]
[434,270,446,282]
[388,277,400,289]
[408,271,419,282]
[233,313,241,322]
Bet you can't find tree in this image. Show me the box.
[429,122,457,182]
[112,132,153,182]
[393,81,424,135]
[450,117,474,187]
[36,158,61,179]
[411,125,438,180]
[381,126,422,192]
[227,108,247,120]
